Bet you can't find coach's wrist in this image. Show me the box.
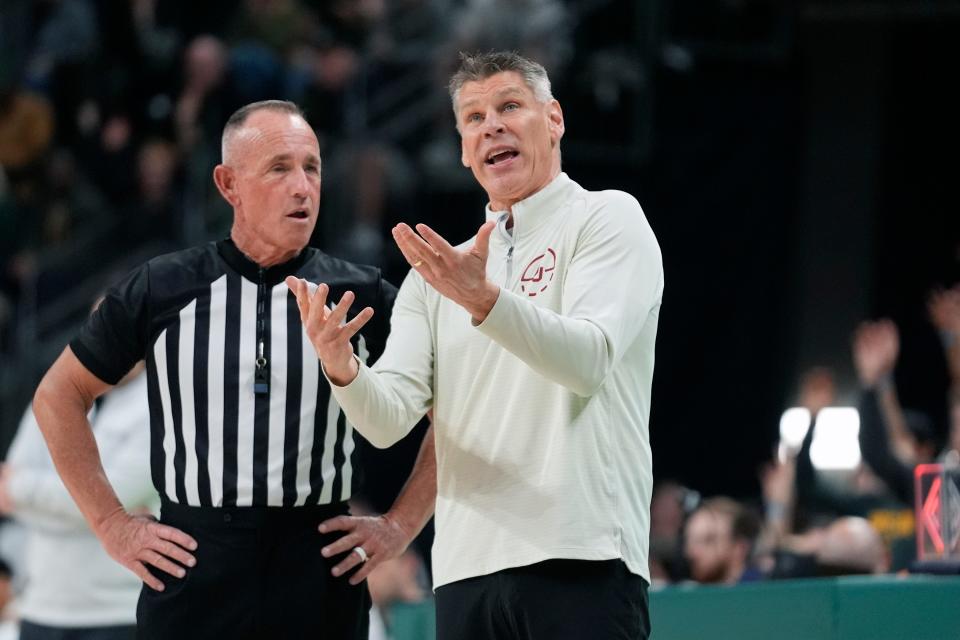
[468,282,500,326]
[322,356,360,387]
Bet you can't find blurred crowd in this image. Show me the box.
[0,0,576,360]
[649,286,960,587]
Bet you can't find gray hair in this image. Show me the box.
[220,100,306,162]
[448,51,553,114]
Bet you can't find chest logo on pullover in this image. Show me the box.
[520,248,557,297]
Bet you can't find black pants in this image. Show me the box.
[435,559,649,640]
[136,501,370,640]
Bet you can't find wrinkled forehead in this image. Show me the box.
[455,71,535,113]
[228,112,319,163]
[688,508,731,535]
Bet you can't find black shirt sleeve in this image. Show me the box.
[795,414,872,517]
[69,262,151,385]
[365,270,398,363]
[857,388,914,506]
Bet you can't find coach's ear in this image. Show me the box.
[213,164,240,207]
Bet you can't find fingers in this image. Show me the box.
[396,240,432,277]
[342,307,374,336]
[472,221,496,261]
[326,290,355,327]
[154,538,197,567]
[415,223,454,254]
[348,556,379,585]
[286,276,310,323]
[332,549,365,578]
[132,560,165,592]
[322,531,363,558]
[141,549,187,578]
[392,224,440,274]
[153,522,198,553]
[319,514,357,534]
[307,282,330,327]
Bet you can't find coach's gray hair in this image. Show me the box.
[221,100,305,163]
[448,51,553,114]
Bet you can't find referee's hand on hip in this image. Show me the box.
[96,508,198,592]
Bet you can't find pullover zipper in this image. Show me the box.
[499,213,515,286]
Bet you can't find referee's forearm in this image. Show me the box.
[32,355,125,535]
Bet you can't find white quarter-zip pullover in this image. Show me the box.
[332,173,663,587]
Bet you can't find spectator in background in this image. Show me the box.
[0,85,54,176]
[683,497,762,585]
[0,81,55,306]
[649,481,697,584]
[782,362,920,570]
[77,109,139,208]
[174,34,238,240]
[928,284,960,459]
[0,351,154,640]
[174,35,231,156]
[23,0,99,145]
[854,320,939,496]
[0,557,14,640]
[367,545,433,640]
[122,138,183,249]
[228,0,316,58]
[815,516,890,576]
[36,148,110,250]
[447,0,571,79]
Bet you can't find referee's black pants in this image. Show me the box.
[435,559,650,640]
[136,500,370,640]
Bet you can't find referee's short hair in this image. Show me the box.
[224,100,305,132]
[221,100,307,162]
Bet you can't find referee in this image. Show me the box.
[31,101,397,639]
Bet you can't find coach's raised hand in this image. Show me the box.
[392,221,500,323]
[286,277,374,386]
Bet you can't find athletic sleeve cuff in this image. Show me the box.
[69,338,125,385]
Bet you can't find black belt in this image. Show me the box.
[160,498,349,528]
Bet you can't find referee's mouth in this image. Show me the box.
[286,209,310,220]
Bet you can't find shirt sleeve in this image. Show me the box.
[70,262,151,384]
[857,388,913,505]
[363,271,399,364]
[329,271,434,448]
[475,191,664,397]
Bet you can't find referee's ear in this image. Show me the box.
[213,164,240,207]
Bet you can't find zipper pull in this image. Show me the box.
[254,341,268,395]
[254,269,269,395]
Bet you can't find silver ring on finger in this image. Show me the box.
[352,546,368,563]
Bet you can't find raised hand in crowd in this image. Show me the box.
[852,320,899,388]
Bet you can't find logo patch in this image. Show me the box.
[520,248,557,297]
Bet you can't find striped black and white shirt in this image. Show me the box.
[71,239,396,508]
